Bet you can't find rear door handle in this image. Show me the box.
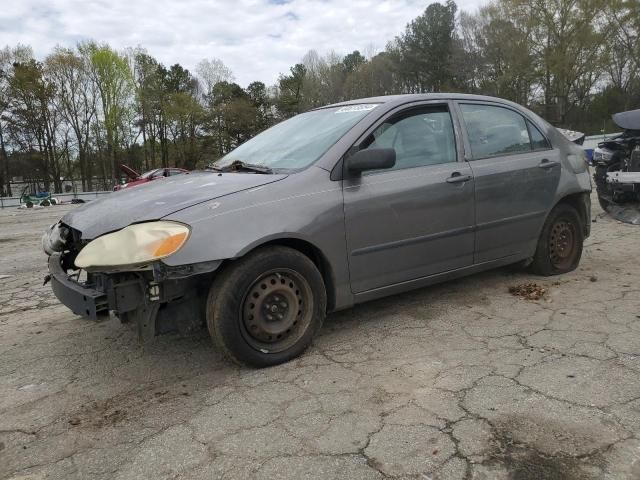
[446,172,472,184]
[538,159,559,169]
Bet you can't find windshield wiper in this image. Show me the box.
[221,160,273,174]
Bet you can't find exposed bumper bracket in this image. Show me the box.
[48,254,109,320]
[607,171,640,184]
[133,301,161,344]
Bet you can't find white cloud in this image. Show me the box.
[1,0,486,87]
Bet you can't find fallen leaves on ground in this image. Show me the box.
[508,283,548,301]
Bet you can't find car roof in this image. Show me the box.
[317,93,523,110]
[309,93,558,172]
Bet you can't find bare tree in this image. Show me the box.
[46,47,98,190]
[196,58,234,98]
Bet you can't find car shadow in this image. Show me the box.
[137,263,531,365]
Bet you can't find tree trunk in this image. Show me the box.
[160,119,168,168]
[36,131,50,192]
[0,123,10,196]
[142,121,149,171]
[112,142,118,187]
[86,152,94,192]
[78,149,86,192]
[83,129,93,191]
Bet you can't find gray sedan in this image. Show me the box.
[43,94,592,367]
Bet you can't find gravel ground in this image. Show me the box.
[0,196,639,480]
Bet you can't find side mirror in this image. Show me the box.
[346,148,396,173]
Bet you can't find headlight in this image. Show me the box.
[593,148,613,163]
[75,221,190,269]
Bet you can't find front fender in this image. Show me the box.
[233,232,324,258]
[162,179,343,265]
[160,168,354,310]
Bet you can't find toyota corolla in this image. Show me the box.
[43,94,591,367]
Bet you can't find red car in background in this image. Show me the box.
[114,165,189,191]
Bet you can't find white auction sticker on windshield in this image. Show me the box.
[335,104,378,114]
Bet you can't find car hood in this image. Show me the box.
[62,171,287,239]
[119,164,141,180]
[612,108,640,131]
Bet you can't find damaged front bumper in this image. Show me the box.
[47,253,147,321]
[47,253,220,341]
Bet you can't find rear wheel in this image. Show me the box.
[207,246,326,367]
[531,203,584,276]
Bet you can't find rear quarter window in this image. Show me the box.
[527,120,552,151]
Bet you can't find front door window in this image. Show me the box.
[361,106,457,171]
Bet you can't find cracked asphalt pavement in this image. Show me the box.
[1,195,639,479]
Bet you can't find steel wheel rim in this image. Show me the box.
[548,219,576,269]
[240,268,314,354]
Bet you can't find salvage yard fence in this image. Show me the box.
[0,190,112,209]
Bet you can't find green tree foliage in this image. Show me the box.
[6,58,63,192]
[83,42,134,183]
[508,0,607,123]
[46,47,97,191]
[603,0,640,110]
[0,0,639,195]
[342,51,366,75]
[0,46,14,195]
[246,81,273,131]
[276,64,307,117]
[203,80,267,156]
[132,50,162,172]
[395,0,458,92]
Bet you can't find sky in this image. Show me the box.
[1,0,485,87]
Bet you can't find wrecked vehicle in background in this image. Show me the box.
[114,165,189,191]
[593,108,640,224]
[19,185,57,208]
[557,128,586,146]
[42,94,591,368]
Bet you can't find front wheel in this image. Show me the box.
[207,246,327,367]
[531,203,584,276]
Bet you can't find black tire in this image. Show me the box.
[206,246,326,367]
[531,203,584,276]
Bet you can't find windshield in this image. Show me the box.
[214,104,379,171]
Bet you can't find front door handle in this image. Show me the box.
[446,172,472,184]
[538,159,559,169]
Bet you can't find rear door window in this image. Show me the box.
[460,104,532,159]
